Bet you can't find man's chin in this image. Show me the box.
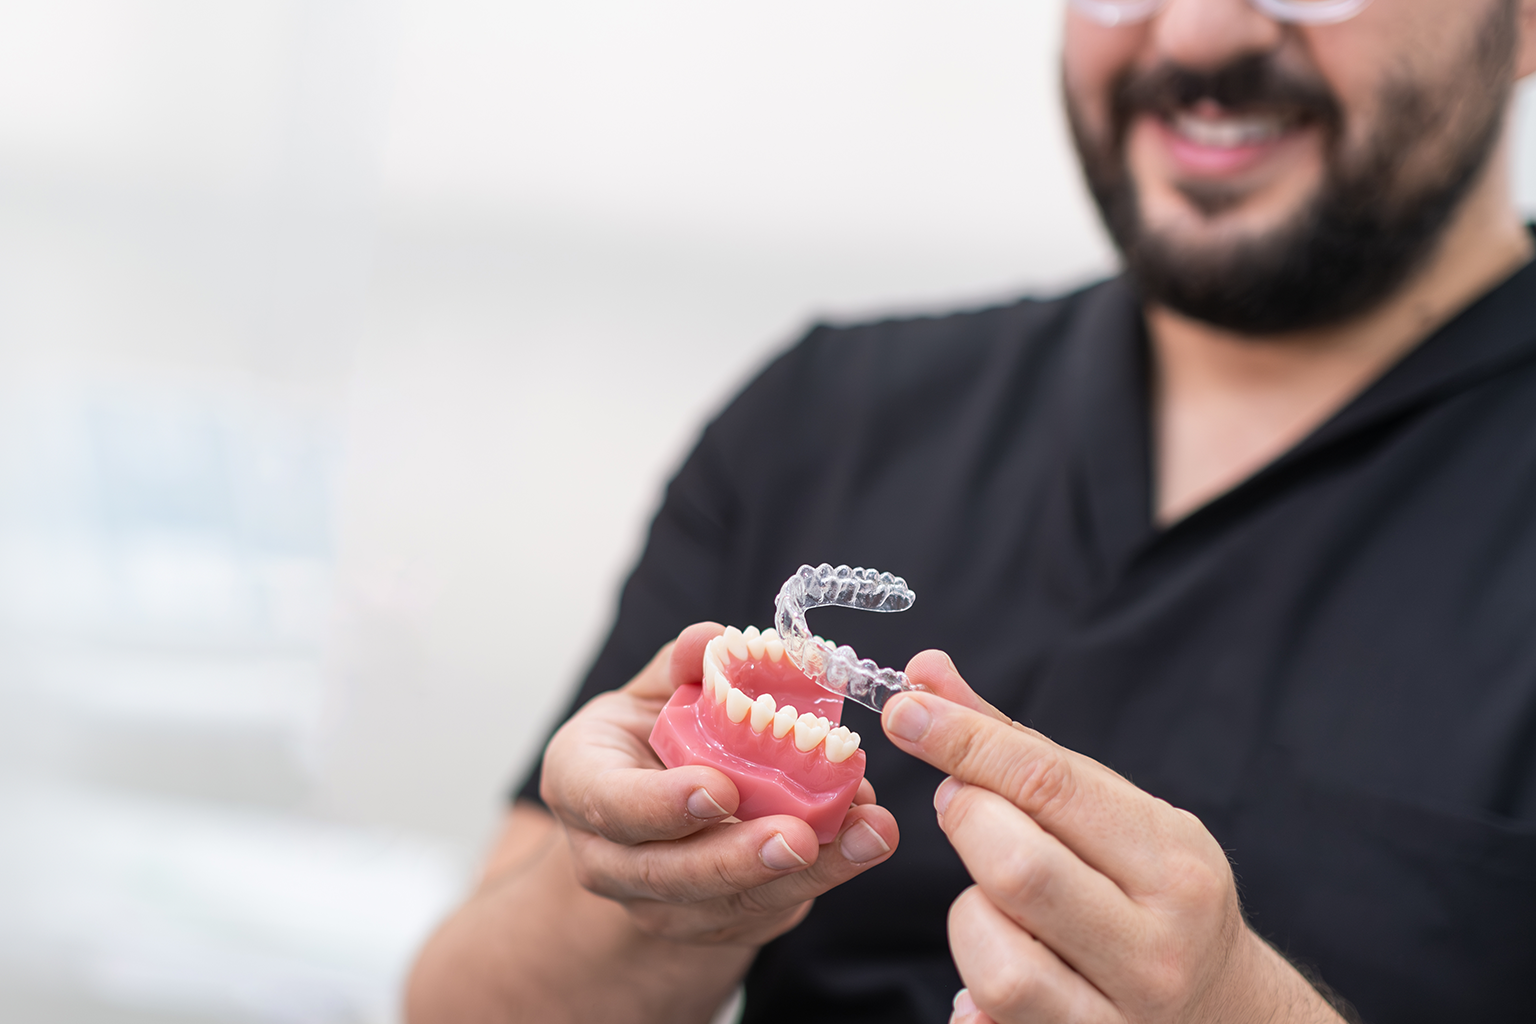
[1129,212,1302,281]
[1118,199,1354,335]
[1135,177,1326,258]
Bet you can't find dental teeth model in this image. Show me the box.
[649,564,916,843]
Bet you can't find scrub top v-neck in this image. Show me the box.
[520,262,1536,1024]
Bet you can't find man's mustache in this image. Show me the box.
[1111,54,1341,130]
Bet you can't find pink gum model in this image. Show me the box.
[650,626,865,844]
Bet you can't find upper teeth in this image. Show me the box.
[723,625,750,661]
[1172,112,1284,149]
[721,625,783,664]
[703,627,861,763]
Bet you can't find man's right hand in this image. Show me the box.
[539,621,901,946]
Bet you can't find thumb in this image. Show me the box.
[670,621,726,687]
[624,622,726,700]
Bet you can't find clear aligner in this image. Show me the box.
[774,563,917,712]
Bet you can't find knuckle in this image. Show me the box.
[1191,856,1232,905]
[702,849,745,900]
[1005,748,1076,817]
[566,835,631,901]
[1168,847,1232,906]
[622,900,672,937]
[730,885,779,918]
[581,782,659,845]
[582,791,623,841]
[971,960,1041,1017]
[945,721,997,774]
[989,848,1055,908]
[632,853,686,903]
[569,851,607,896]
[633,845,733,905]
[537,774,558,810]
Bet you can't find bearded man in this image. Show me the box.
[408,1,1536,1021]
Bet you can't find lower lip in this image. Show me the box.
[1152,116,1295,177]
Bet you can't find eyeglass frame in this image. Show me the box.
[1069,0,1372,27]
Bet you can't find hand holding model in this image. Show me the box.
[541,620,900,947]
[885,652,1346,1024]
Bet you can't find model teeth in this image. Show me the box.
[704,637,729,702]
[794,712,830,752]
[824,725,861,763]
[740,624,763,659]
[772,704,798,739]
[725,686,753,723]
[704,659,726,703]
[723,625,750,661]
[709,627,782,667]
[704,627,859,762]
[750,692,776,733]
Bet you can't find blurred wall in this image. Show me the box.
[2,3,1534,1023]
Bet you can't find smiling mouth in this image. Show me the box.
[1167,108,1295,149]
[1145,100,1317,182]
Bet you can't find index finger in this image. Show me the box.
[903,649,1013,724]
[880,688,1192,896]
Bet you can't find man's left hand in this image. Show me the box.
[881,652,1345,1024]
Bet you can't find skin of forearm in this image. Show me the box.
[1258,936,1359,1024]
[406,804,756,1024]
[1203,894,1351,1024]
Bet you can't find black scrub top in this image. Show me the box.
[518,267,1536,1024]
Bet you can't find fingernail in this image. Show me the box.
[934,776,963,817]
[838,820,891,864]
[886,695,932,742]
[687,787,728,819]
[760,833,808,871]
[943,652,958,674]
[951,988,976,1020]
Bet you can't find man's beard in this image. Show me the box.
[1067,6,1517,335]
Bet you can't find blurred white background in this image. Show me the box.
[2,3,1534,1023]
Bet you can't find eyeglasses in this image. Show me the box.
[1070,0,1371,27]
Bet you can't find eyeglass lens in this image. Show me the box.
[1070,0,1371,26]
